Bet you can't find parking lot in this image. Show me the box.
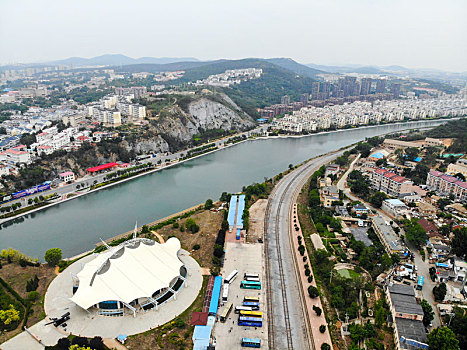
[213,242,268,349]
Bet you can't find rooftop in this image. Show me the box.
[71,237,184,310]
[396,318,428,349]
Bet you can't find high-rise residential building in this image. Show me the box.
[391,83,401,98]
[311,82,320,100]
[360,78,372,95]
[300,93,309,106]
[376,79,387,93]
[281,95,290,105]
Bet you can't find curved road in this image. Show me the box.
[264,149,346,350]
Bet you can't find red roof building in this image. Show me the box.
[86,162,119,173]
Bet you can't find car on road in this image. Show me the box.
[403,281,411,285]
[394,276,403,282]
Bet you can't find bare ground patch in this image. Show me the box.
[247,199,267,242]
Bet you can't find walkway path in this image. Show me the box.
[291,203,332,350]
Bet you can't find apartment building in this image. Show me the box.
[370,168,413,197]
[447,158,467,178]
[385,284,427,350]
[383,139,421,150]
[371,216,405,255]
[426,170,467,202]
[0,148,31,164]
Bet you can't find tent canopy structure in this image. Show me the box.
[71,237,184,310]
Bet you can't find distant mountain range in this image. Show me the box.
[47,54,200,66]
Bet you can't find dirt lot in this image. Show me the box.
[0,262,57,343]
[125,276,208,350]
[247,199,267,242]
[156,209,224,269]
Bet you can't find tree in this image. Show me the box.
[404,219,428,249]
[204,199,213,210]
[321,343,331,350]
[56,337,71,349]
[370,192,387,208]
[427,327,460,350]
[313,305,322,316]
[219,192,231,202]
[433,283,447,302]
[185,218,199,233]
[319,325,326,333]
[449,306,467,349]
[405,147,419,161]
[308,285,319,298]
[437,198,451,211]
[44,248,62,266]
[454,173,466,181]
[89,336,104,350]
[451,227,467,260]
[421,299,434,327]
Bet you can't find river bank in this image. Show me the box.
[0,117,458,225]
[0,118,455,259]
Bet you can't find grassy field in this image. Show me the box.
[156,209,224,269]
[0,262,56,343]
[336,269,360,279]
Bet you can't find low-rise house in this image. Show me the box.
[432,244,451,260]
[59,171,75,183]
[320,185,339,208]
[325,164,340,176]
[453,259,467,282]
[417,219,439,237]
[353,204,369,217]
[382,199,408,217]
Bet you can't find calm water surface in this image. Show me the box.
[0,120,449,258]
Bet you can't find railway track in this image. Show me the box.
[264,150,345,350]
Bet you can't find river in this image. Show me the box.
[0,120,450,258]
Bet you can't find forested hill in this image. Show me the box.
[117,58,319,118]
[427,118,467,152]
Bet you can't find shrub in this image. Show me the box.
[319,325,326,333]
[308,275,313,283]
[305,268,311,276]
[172,222,179,229]
[193,244,201,250]
[27,291,39,301]
[303,256,307,262]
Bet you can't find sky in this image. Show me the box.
[1,0,466,72]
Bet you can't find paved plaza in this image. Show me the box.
[41,249,202,340]
[213,242,268,349]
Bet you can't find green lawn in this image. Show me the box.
[337,268,360,279]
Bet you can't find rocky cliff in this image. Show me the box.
[127,93,255,153]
